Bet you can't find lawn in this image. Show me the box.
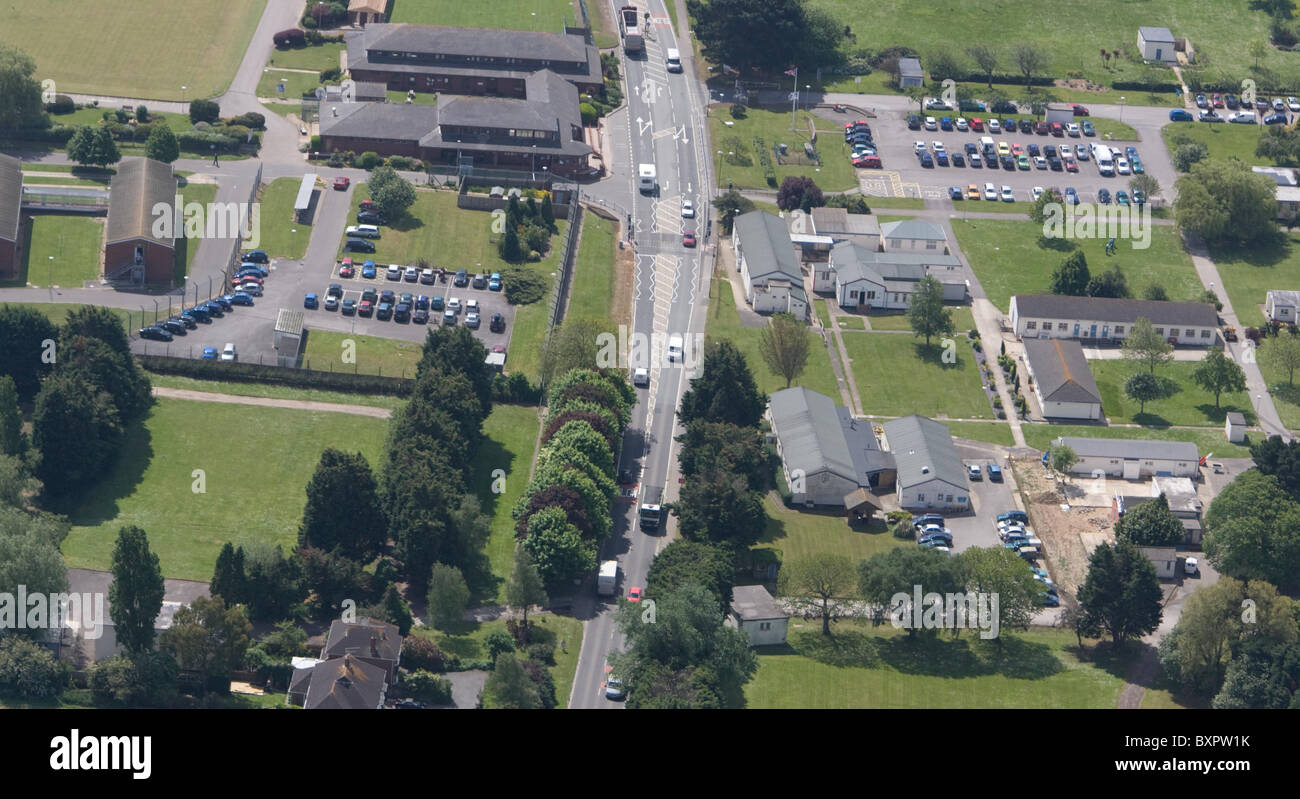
[707,280,842,400]
[1209,232,1300,329]
[842,332,992,419]
[0,0,266,100]
[566,214,617,328]
[835,316,865,330]
[246,177,312,259]
[755,495,903,566]
[745,622,1123,708]
[175,182,217,283]
[472,404,542,603]
[945,420,1016,446]
[711,106,859,192]
[0,302,130,330]
[952,217,1200,313]
[257,69,325,101]
[390,0,579,30]
[867,197,929,211]
[864,306,975,332]
[267,43,344,72]
[1161,122,1271,166]
[60,397,388,581]
[1089,358,1255,427]
[1020,422,1255,458]
[19,215,104,287]
[814,299,832,327]
[1259,357,1300,432]
[144,372,406,410]
[301,329,424,378]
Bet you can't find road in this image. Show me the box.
[568,0,712,708]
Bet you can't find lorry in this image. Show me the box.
[619,5,644,54]
[638,163,657,193]
[639,485,664,532]
[597,560,618,596]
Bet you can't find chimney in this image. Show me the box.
[370,635,379,658]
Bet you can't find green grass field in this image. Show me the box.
[390,0,579,29]
[301,329,424,378]
[864,306,975,332]
[711,107,859,192]
[745,622,1123,708]
[246,178,312,259]
[1209,232,1300,329]
[755,495,903,566]
[60,397,388,581]
[835,316,866,330]
[267,43,344,72]
[867,197,929,211]
[1020,422,1254,458]
[0,302,131,330]
[19,215,103,287]
[472,404,542,603]
[1162,122,1271,167]
[566,214,617,327]
[1089,358,1255,427]
[944,420,1016,446]
[707,280,842,400]
[1,0,265,100]
[952,217,1199,313]
[257,70,325,101]
[1259,357,1300,432]
[842,332,992,419]
[145,372,406,410]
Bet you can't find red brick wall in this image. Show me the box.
[0,239,15,280]
[105,238,175,284]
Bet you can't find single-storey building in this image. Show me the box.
[1253,167,1300,221]
[811,207,880,249]
[1139,546,1179,579]
[1052,436,1200,479]
[898,58,923,88]
[767,386,895,506]
[1137,26,1177,63]
[1009,294,1218,345]
[1225,411,1247,443]
[727,585,789,647]
[1022,338,1102,421]
[288,653,389,709]
[294,173,318,223]
[274,308,305,366]
[0,153,20,280]
[883,414,969,511]
[1265,289,1300,323]
[59,568,209,667]
[733,210,808,319]
[347,0,390,26]
[105,157,176,284]
[1114,479,1204,546]
[828,242,965,310]
[880,218,947,253]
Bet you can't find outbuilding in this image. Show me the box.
[898,58,923,88]
[1225,411,1247,443]
[1137,27,1177,63]
[1045,102,1075,125]
[104,157,176,284]
[727,585,789,647]
[1265,290,1300,323]
[294,173,318,223]
[274,308,305,365]
[1138,546,1178,579]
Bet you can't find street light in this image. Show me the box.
[1119,96,1126,124]
[47,256,53,301]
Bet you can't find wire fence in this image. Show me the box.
[134,345,418,378]
[546,188,584,343]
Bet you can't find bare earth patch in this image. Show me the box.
[1010,457,1115,597]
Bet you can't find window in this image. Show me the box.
[917,493,926,502]
[1026,321,1037,330]
[926,240,937,249]
[866,290,876,299]
[1058,322,1068,331]
[1185,329,1194,337]
[1201,329,1210,338]
[1114,325,1125,335]
[1155,327,1164,335]
[759,622,771,631]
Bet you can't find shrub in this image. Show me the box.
[274,28,306,47]
[388,155,413,170]
[404,670,454,705]
[189,99,221,125]
[310,134,322,150]
[226,112,265,130]
[579,102,598,126]
[493,372,542,405]
[139,355,414,395]
[525,642,556,666]
[730,102,747,119]
[0,636,71,698]
[45,95,76,115]
[320,67,342,83]
[401,635,448,672]
[356,151,382,170]
[485,630,516,661]
[500,266,546,305]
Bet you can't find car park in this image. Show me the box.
[139,325,172,342]
[201,346,218,360]
[221,343,237,361]
[344,238,375,253]
[304,292,318,309]
[490,313,506,333]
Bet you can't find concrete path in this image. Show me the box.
[151,386,393,417]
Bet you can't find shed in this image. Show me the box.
[294,173,318,223]
[1225,411,1246,443]
[0,153,20,280]
[484,351,506,372]
[727,585,789,647]
[898,58,923,88]
[1138,546,1178,579]
[1138,27,1176,63]
[274,308,305,365]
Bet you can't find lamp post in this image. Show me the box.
[47,256,53,301]
[1119,96,1126,124]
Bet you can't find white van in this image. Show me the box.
[979,136,995,156]
[666,333,683,362]
[1094,145,1115,176]
[665,48,683,73]
[346,224,381,239]
[639,163,657,194]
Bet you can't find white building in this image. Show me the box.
[274,308,305,366]
[1139,546,1178,579]
[1009,294,1218,345]
[882,415,969,511]
[1045,103,1075,125]
[1022,338,1102,420]
[898,58,923,88]
[829,242,965,310]
[1265,289,1300,323]
[733,210,808,319]
[1137,26,1176,63]
[1052,436,1200,479]
[1252,167,1300,222]
[880,218,948,252]
[1225,411,1247,443]
[728,585,789,647]
[767,386,895,505]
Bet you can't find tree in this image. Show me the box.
[1013,44,1046,90]
[1049,250,1090,296]
[0,305,58,402]
[1116,493,1186,546]
[644,539,735,611]
[1212,636,1300,708]
[758,312,810,388]
[497,223,522,262]
[539,193,556,231]
[404,670,453,705]
[1256,125,1300,166]
[713,190,755,234]
[1086,264,1128,298]
[298,448,385,560]
[678,340,766,428]
[159,596,252,694]
[1171,141,1209,172]
[907,275,954,347]
[425,563,470,629]
[857,547,965,632]
[690,0,811,73]
[417,325,493,416]
[66,125,96,166]
[676,420,771,490]
[1130,174,1162,201]
[0,43,47,132]
[109,526,165,656]
[0,506,69,604]
[1248,435,1300,499]
[1142,282,1168,302]
[32,372,123,499]
[1204,468,1300,587]
[967,44,998,89]
[1122,318,1173,374]
[1264,330,1300,386]
[1124,370,1168,415]
[674,474,765,546]
[1191,348,1246,408]
[928,50,964,82]
[505,547,548,632]
[521,506,596,583]
[145,124,179,163]
[188,98,220,124]
[1250,38,1269,69]
[960,546,1041,635]
[85,126,121,168]
[59,334,152,422]
[1077,539,1163,647]
[775,176,823,212]
[1049,444,1078,481]
[483,651,541,708]
[778,554,855,635]
[210,542,247,606]
[63,305,131,356]
[0,455,38,509]
[369,169,416,219]
[538,317,605,387]
[1175,158,1279,244]
[0,376,21,456]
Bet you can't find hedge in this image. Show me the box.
[493,372,542,405]
[138,354,415,396]
[3,125,76,144]
[1110,80,1181,93]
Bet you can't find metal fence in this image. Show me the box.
[545,188,584,343]
[134,345,417,378]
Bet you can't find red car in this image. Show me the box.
[1071,104,1090,117]
[627,587,643,603]
[333,176,350,191]
[358,300,373,316]
[1212,93,1225,108]
[1050,122,1064,136]
[1010,143,1024,156]
[969,117,984,131]
[339,264,355,278]
[1064,158,1078,172]
[682,229,696,247]
[852,155,882,168]
[236,274,263,285]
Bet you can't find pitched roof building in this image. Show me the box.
[105,157,176,284]
[1022,338,1102,420]
[321,617,403,683]
[291,654,389,709]
[1010,294,1218,345]
[0,153,20,280]
[882,415,969,511]
[733,210,808,318]
[767,387,895,506]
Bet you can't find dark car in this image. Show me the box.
[139,325,172,342]
[213,295,233,311]
[1048,156,1063,171]
[231,292,254,306]
[171,315,197,330]
[160,319,187,335]
[184,307,210,323]
[376,302,392,320]
[1256,97,1271,112]
[399,292,414,306]
[1168,108,1194,122]
[1044,144,1057,158]
[454,269,469,287]
[1000,154,1015,170]
[472,273,487,289]
[907,114,922,130]
[919,151,934,167]
[328,283,343,299]
[341,299,357,315]
[1018,118,1033,134]
[990,99,1017,114]
[1264,112,1288,125]
[357,210,386,225]
[413,308,429,324]
[415,295,429,310]
[935,150,949,166]
[950,152,964,167]
[361,287,378,304]
[1034,120,1049,135]
[490,313,506,333]
[1098,188,1111,204]
[394,303,411,322]
[241,250,269,264]
[379,289,395,304]
[202,301,224,317]
[1225,93,1239,109]
[344,237,375,253]
[430,296,445,310]
[948,186,963,200]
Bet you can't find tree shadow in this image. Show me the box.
[1209,231,1291,267]
[1131,412,1172,428]
[389,214,424,234]
[61,415,154,524]
[1037,236,1077,252]
[913,341,963,370]
[789,626,1064,680]
[1196,403,1255,425]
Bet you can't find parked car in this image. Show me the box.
[1212,93,1225,108]
[1018,119,1033,134]
[1000,185,1014,202]
[1064,187,1079,205]
[987,119,1001,133]
[1098,188,1111,204]
[948,186,963,200]
[357,210,386,225]
[682,229,697,247]
[490,312,506,333]
[201,346,218,360]
[344,237,375,253]
[1081,120,1095,136]
[139,325,172,342]
[1228,111,1257,124]
[924,116,937,130]
[341,298,356,315]
[221,343,237,362]
[376,302,393,321]
[172,315,197,330]
[304,292,318,309]
[1199,110,1224,122]
[213,295,233,310]
[907,114,922,130]
[935,150,949,166]
[420,268,436,284]
[401,266,416,282]
[1195,94,1208,108]
[1116,190,1130,206]
[358,300,373,317]
[968,464,982,480]
[983,182,997,201]
[987,464,1003,480]
[1264,112,1288,125]
[394,303,411,322]
[1225,93,1240,109]
[413,308,429,324]
[443,308,456,325]
[919,151,934,167]
[430,296,445,310]
[465,312,481,329]
[454,269,469,287]
[202,301,224,316]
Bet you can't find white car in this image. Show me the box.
[1116,158,1131,175]
[1274,98,1286,112]
[1289,97,1300,112]
[1067,123,1081,137]
[1000,185,1014,202]
[447,296,461,314]
[681,199,695,218]
[983,182,997,201]
[404,266,418,281]
[1228,111,1257,124]
[386,264,402,280]
[1058,144,1072,158]
[1076,147,1089,161]
[1033,156,1047,170]
[1032,186,1044,201]
[987,119,1001,133]
[465,298,480,315]
[220,343,237,362]
[924,116,937,130]
[914,140,927,153]
[932,140,945,153]
[632,367,649,387]
[955,117,969,131]
[968,152,982,167]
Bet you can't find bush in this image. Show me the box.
[355,151,382,170]
[189,99,221,125]
[730,102,748,119]
[579,102,598,126]
[274,28,307,47]
[388,155,413,170]
[493,372,542,405]
[891,519,915,539]
[320,67,342,83]
[139,355,414,395]
[401,635,448,672]
[525,641,556,666]
[226,112,265,130]
[45,95,76,115]
[484,630,516,661]
[0,636,71,698]
[404,670,454,705]
[500,266,547,305]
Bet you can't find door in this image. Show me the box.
[1102,324,1109,339]
[1089,324,1097,338]
[1122,460,1140,480]
[1155,48,1163,61]
[1073,323,1080,337]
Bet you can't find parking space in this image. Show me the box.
[946,443,1017,553]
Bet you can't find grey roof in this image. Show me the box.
[731,585,787,621]
[839,406,896,476]
[881,218,946,242]
[353,81,388,101]
[1268,289,1300,308]
[1022,338,1101,404]
[439,70,581,132]
[294,173,317,211]
[899,57,923,77]
[1012,294,1218,328]
[831,241,960,287]
[322,617,402,663]
[361,23,590,63]
[811,207,879,238]
[303,654,387,709]
[320,101,440,141]
[1252,166,1298,186]
[883,415,965,490]
[275,308,305,337]
[1226,411,1247,425]
[1053,436,1200,462]
[0,153,20,243]
[769,387,857,483]
[1139,26,1175,43]
[735,210,802,284]
[106,158,176,246]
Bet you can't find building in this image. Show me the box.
[767,387,895,506]
[880,218,947,252]
[347,0,390,26]
[898,57,923,88]
[727,586,789,647]
[1138,546,1178,579]
[294,173,318,223]
[0,154,20,280]
[288,654,389,709]
[1225,411,1247,443]
[1265,289,1300,323]
[105,157,176,284]
[346,23,603,98]
[882,415,969,511]
[319,70,592,175]
[1252,167,1300,221]
[1114,480,1204,546]
[320,617,403,683]
[828,242,965,310]
[60,568,209,666]
[1045,102,1075,125]
[1009,294,1218,345]
[1021,338,1102,420]
[1052,436,1199,479]
[811,207,880,248]
[733,210,808,319]
[274,309,304,366]
[1137,26,1177,63]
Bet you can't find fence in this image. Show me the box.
[138,352,418,388]
[456,179,575,216]
[545,187,584,348]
